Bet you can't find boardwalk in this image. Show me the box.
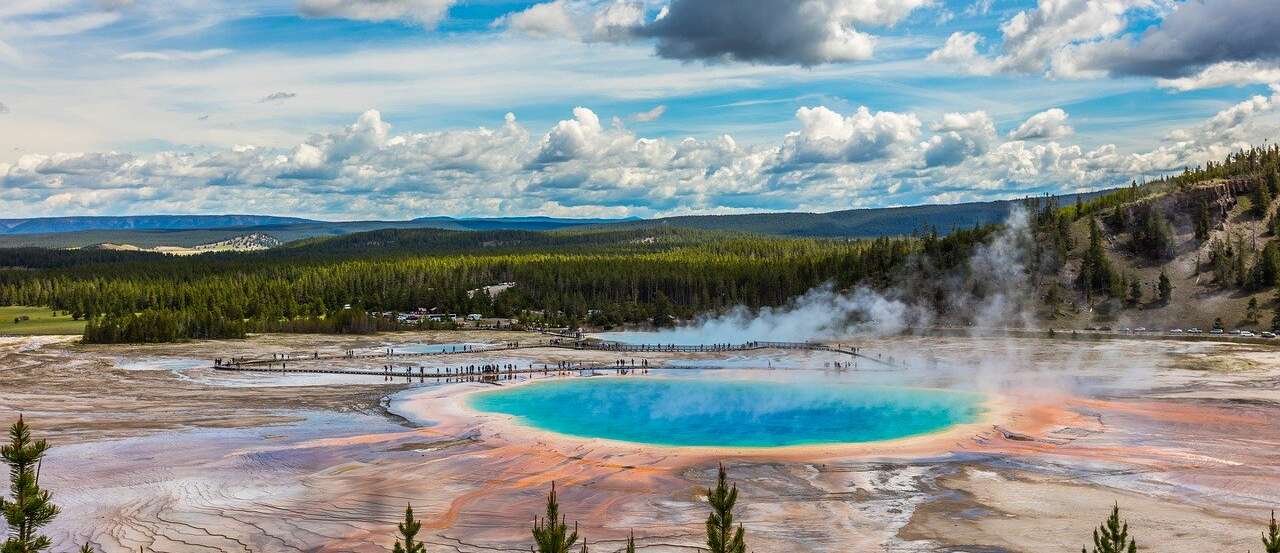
[210,363,662,380]
[217,339,866,366]
[210,338,897,377]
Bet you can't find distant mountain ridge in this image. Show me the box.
[0,215,313,235]
[0,215,644,249]
[0,214,636,236]
[410,216,637,231]
[0,193,1113,249]
[625,190,1117,238]
[632,202,1014,237]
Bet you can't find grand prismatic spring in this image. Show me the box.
[468,378,984,447]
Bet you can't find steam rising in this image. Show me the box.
[598,207,1156,394]
[605,207,1036,345]
[600,286,916,344]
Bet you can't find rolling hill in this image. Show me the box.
[619,190,1119,238]
[0,216,635,249]
[634,201,1013,237]
[0,215,311,235]
[0,190,1119,251]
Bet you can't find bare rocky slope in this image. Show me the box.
[1050,176,1276,332]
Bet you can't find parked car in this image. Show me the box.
[1262,332,1276,338]
[1210,328,1224,334]
[1240,330,1255,337]
[1169,328,1184,333]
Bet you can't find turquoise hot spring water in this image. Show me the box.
[468,378,984,448]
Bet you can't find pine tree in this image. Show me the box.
[1078,218,1115,298]
[1194,201,1212,242]
[1256,241,1280,287]
[532,483,579,553]
[1127,279,1142,306]
[1248,298,1260,323]
[1082,503,1137,553]
[1264,510,1280,553]
[1254,182,1273,217]
[705,464,746,553]
[1,416,59,553]
[625,531,636,553]
[1157,271,1172,304]
[1234,233,1253,287]
[392,504,425,553]
[651,292,674,328]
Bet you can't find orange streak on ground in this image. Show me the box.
[1071,397,1266,426]
[316,381,1270,553]
[293,427,449,449]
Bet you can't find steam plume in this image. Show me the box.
[609,207,1036,345]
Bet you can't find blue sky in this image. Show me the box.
[1,0,1278,219]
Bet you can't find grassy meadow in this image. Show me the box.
[0,306,86,336]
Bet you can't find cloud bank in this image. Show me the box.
[927,0,1280,91]
[1008,108,1073,141]
[4,86,1278,219]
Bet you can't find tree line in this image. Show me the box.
[0,227,998,343]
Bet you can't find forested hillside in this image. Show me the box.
[0,194,1106,249]
[0,216,632,249]
[616,191,1114,237]
[0,224,996,341]
[2,145,1278,343]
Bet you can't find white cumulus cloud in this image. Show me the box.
[927,0,1153,77]
[922,111,996,167]
[782,105,922,165]
[1009,108,1074,140]
[1156,61,1280,92]
[498,0,644,42]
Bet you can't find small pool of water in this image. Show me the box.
[113,356,208,372]
[469,378,983,447]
